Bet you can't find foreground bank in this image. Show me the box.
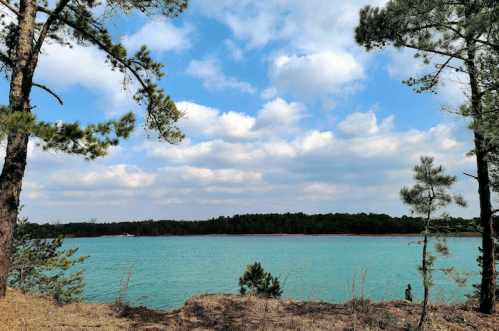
[1,287,497,330]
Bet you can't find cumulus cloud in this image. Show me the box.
[143,139,265,164]
[123,21,194,52]
[261,87,278,99]
[255,98,306,128]
[17,105,476,223]
[337,111,394,137]
[139,105,466,169]
[193,0,377,52]
[175,98,306,141]
[269,52,365,100]
[48,164,156,188]
[166,166,263,184]
[186,56,257,93]
[294,131,334,153]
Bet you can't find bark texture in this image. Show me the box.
[419,231,429,329]
[0,0,37,296]
[467,42,496,314]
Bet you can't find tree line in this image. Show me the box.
[16,212,485,238]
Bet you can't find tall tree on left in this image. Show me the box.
[0,0,189,297]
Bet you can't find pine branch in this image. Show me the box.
[32,83,63,105]
[463,172,478,180]
[36,6,184,143]
[0,0,20,17]
[33,0,72,58]
[0,52,13,69]
[401,38,468,62]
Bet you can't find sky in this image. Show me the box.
[0,0,486,224]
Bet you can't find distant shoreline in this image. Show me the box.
[199,232,482,237]
[73,232,483,239]
[27,212,483,239]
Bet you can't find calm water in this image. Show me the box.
[60,236,482,309]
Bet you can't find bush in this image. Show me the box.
[8,208,89,305]
[238,261,283,298]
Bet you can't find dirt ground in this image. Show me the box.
[1,287,498,330]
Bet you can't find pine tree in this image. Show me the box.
[9,206,89,305]
[0,0,189,297]
[400,156,467,329]
[355,0,499,314]
[238,262,283,299]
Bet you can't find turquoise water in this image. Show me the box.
[60,235,482,309]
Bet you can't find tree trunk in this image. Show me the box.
[0,0,37,297]
[466,40,496,313]
[476,138,496,313]
[419,221,430,329]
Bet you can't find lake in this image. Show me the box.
[60,235,482,310]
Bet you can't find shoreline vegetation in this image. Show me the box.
[18,212,488,239]
[94,232,483,238]
[2,286,497,330]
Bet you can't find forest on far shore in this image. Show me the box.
[16,212,489,239]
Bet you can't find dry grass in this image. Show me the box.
[0,287,132,330]
[1,287,498,330]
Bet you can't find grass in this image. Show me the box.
[1,287,496,330]
[109,258,151,317]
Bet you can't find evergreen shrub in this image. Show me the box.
[238,261,283,298]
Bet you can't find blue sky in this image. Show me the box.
[0,0,482,224]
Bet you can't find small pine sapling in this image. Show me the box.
[8,207,89,305]
[400,156,467,329]
[239,261,283,298]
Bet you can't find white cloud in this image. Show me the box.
[48,164,156,188]
[384,48,469,106]
[62,190,135,197]
[269,52,365,100]
[140,106,466,170]
[123,21,193,52]
[173,166,263,184]
[255,98,306,129]
[193,0,377,52]
[145,139,266,164]
[224,39,244,61]
[337,111,379,137]
[224,11,288,49]
[220,111,256,138]
[155,198,183,205]
[186,56,256,93]
[261,87,278,99]
[205,186,245,194]
[303,182,337,194]
[336,111,395,137]
[175,98,305,141]
[34,43,139,118]
[200,199,236,205]
[47,200,127,206]
[262,141,296,158]
[294,131,333,153]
